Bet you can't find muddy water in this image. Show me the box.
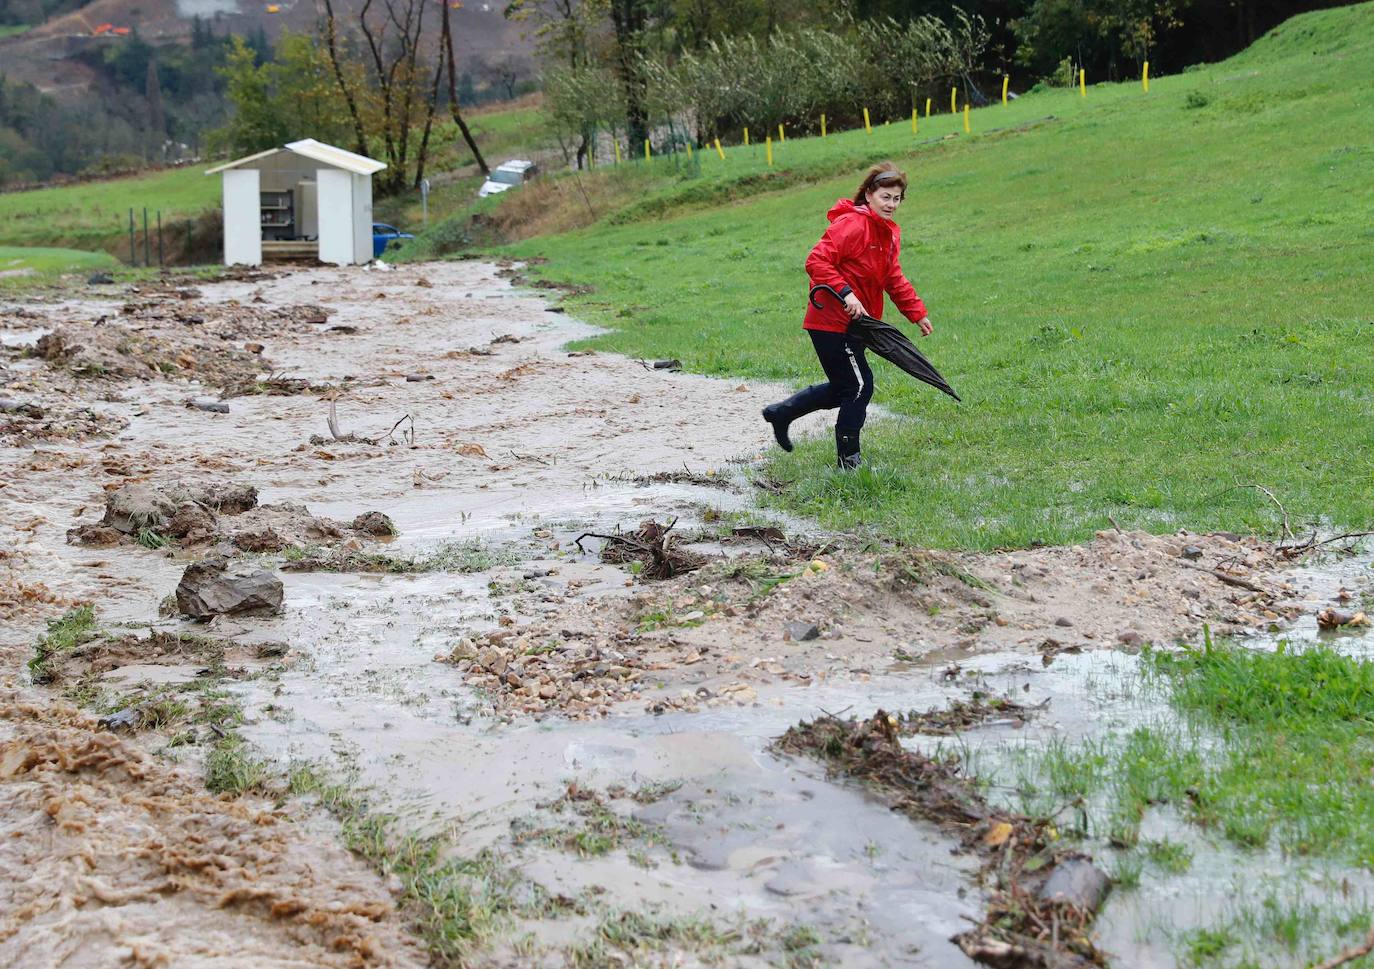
[6,261,1370,966]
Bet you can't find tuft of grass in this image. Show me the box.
[135,528,169,550]
[567,909,748,969]
[204,737,269,795]
[28,605,97,684]
[288,764,551,962]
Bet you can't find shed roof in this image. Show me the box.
[205,138,387,176]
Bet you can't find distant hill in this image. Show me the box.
[0,0,532,100]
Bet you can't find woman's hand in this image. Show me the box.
[915,316,933,337]
[843,293,867,319]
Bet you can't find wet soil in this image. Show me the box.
[0,261,1361,967]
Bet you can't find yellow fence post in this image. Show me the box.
[743,127,749,146]
[1002,75,1009,105]
[614,141,621,164]
[685,141,693,160]
[714,138,725,160]
[925,97,932,118]
[645,139,652,161]
[911,107,917,134]
[950,87,957,113]
[963,103,970,133]
[1143,61,1150,92]
[1079,68,1086,97]
[863,107,872,135]
[765,135,773,166]
[778,123,785,143]
[821,114,827,138]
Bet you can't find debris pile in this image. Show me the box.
[776,711,1109,968]
[576,519,706,579]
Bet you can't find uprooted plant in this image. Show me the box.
[575,518,706,580]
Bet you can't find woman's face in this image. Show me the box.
[865,185,904,220]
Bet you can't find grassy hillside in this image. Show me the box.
[506,3,1374,550]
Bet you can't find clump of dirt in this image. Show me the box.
[30,623,284,687]
[67,479,395,554]
[0,398,129,445]
[776,710,1108,968]
[28,322,269,389]
[0,696,425,968]
[446,624,656,719]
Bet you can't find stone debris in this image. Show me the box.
[175,557,284,619]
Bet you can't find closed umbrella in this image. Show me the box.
[809,284,961,402]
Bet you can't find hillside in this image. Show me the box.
[502,2,1374,549]
[0,0,531,100]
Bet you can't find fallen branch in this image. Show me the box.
[1277,530,1374,559]
[1312,927,1374,969]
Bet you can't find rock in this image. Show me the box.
[784,621,821,642]
[67,523,125,547]
[254,641,290,658]
[405,373,434,382]
[87,272,115,285]
[102,483,181,534]
[0,399,45,418]
[1117,630,1144,647]
[351,511,398,536]
[100,482,258,535]
[35,332,69,361]
[1317,608,1370,630]
[1038,858,1111,913]
[243,342,265,354]
[186,398,230,414]
[652,359,682,371]
[1181,545,1203,560]
[1055,617,1074,627]
[97,708,140,731]
[164,502,219,542]
[176,556,284,619]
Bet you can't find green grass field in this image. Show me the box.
[0,245,119,284]
[507,3,1374,550]
[0,166,218,253]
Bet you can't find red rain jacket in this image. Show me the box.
[802,198,927,333]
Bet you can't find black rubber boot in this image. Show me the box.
[836,429,862,470]
[762,404,795,452]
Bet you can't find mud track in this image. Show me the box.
[0,262,1344,967]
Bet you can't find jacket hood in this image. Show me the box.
[826,197,891,229]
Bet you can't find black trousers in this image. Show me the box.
[776,329,875,434]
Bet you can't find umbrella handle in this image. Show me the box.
[808,283,847,311]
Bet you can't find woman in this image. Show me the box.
[762,161,933,469]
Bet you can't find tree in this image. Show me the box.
[608,0,652,149]
[146,59,165,144]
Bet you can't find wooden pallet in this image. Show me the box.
[261,240,320,262]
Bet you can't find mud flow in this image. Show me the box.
[1,262,1367,967]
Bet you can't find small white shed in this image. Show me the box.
[206,139,387,267]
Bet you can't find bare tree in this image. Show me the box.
[442,0,489,176]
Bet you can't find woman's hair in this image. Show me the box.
[852,161,908,204]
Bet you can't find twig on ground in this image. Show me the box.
[1312,927,1374,969]
[1203,483,1293,539]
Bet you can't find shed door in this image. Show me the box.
[317,168,355,265]
[222,169,261,267]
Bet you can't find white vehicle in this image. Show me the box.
[478,159,539,198]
